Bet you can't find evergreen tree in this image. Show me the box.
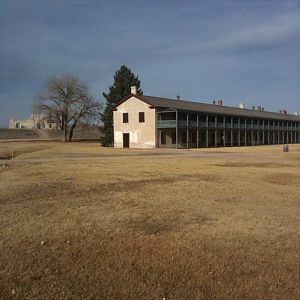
[100,65,142,146]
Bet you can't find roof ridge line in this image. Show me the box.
[141,95,298,117]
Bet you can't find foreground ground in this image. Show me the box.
[0,142,299,299]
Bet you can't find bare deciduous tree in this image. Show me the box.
[34,74,101,142]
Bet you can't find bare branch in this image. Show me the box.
[34,74,102,141]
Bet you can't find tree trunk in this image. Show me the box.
[68,122,77,142]
[58,114,64,131]
[64,124,68,142]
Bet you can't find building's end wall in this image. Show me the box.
[113,96,156,148]
[9,118,16,129]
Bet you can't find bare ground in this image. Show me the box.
[0,142,299,299]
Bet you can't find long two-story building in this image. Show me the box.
[113,87,300,148]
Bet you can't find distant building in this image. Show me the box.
[112,86,300,148]
[9,114,57,129]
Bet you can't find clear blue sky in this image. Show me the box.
[0,0,299,127]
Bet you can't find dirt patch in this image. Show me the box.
[181,173,217,182]
[265,173,300,187]
[1,172,219,206]
[128,216,177,235]
[214,162,281,168]
[215,197,241,204]
[126,213,216,235]
[88,174,218,194]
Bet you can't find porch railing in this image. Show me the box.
[157,120,176,127]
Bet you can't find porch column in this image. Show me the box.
[215,116,218,147]
[268,130,270,144]
[238,118,241,146]
[186,113,189,149]
[231,117,233,146]
[215,130,218,147]
[176,110,178,149]
[262,121,265,145]
[206,115,209,147]
[155,110,158,147]
[245,119,247,146]
[256,131,258,145]
[196,114,199,148]
[223,117,226,147]
[206,129,209,147]
[277,131,280,144]
[251,119,254,146]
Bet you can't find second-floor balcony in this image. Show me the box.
[189,120,198,127]
[178,120,188,127]
[157,115,300,131]
[157,120,176,127]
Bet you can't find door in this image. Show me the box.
[123,133,129,148]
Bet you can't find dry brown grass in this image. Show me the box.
[0,142,300,299]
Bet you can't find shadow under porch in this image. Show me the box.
[157,128,236,148]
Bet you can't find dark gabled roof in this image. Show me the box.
[113,94,300,121]
[125,95,299,121]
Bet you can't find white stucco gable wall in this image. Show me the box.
[113,96,156,148]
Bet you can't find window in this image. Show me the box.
[161,132,166,144]
[123,113,128,123]
[139,112,145,123]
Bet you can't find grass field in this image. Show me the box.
[0,142,299,299]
